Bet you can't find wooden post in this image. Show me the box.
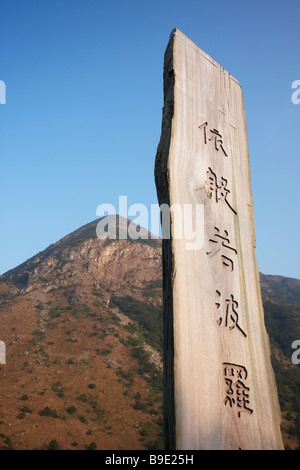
[155,28,283,450]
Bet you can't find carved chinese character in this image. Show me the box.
[206,167,237,214]
[199,122,228,156]
[215,291,247,337]
[223,362,253,417]
[206,227,237,271]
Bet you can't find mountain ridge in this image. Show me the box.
[1,216,299,293]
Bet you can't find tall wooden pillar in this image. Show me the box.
[155,28,283,450]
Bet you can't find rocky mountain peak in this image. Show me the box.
[0,216,162,302]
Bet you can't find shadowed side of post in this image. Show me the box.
[154,33,176,450]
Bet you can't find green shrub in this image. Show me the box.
[48,440,61,450]
[39,406,59,418]
[51,381,65,398]
[66,405,77,415]
[20,406,33,414]
[78,415,88,423]
[77,393,88,403]
[85,441,97,450]
[20,394,29,401]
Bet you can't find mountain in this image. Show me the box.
[261,282,300,450]
[260,273,300,306]
[0,216,299,450]
[0,217,163,450]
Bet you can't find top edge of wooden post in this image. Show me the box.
[168,28,241,87]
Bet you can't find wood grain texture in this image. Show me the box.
[155,29,283,450]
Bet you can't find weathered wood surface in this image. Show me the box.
[155,28,283,450]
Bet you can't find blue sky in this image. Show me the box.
[0,0,299,278]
